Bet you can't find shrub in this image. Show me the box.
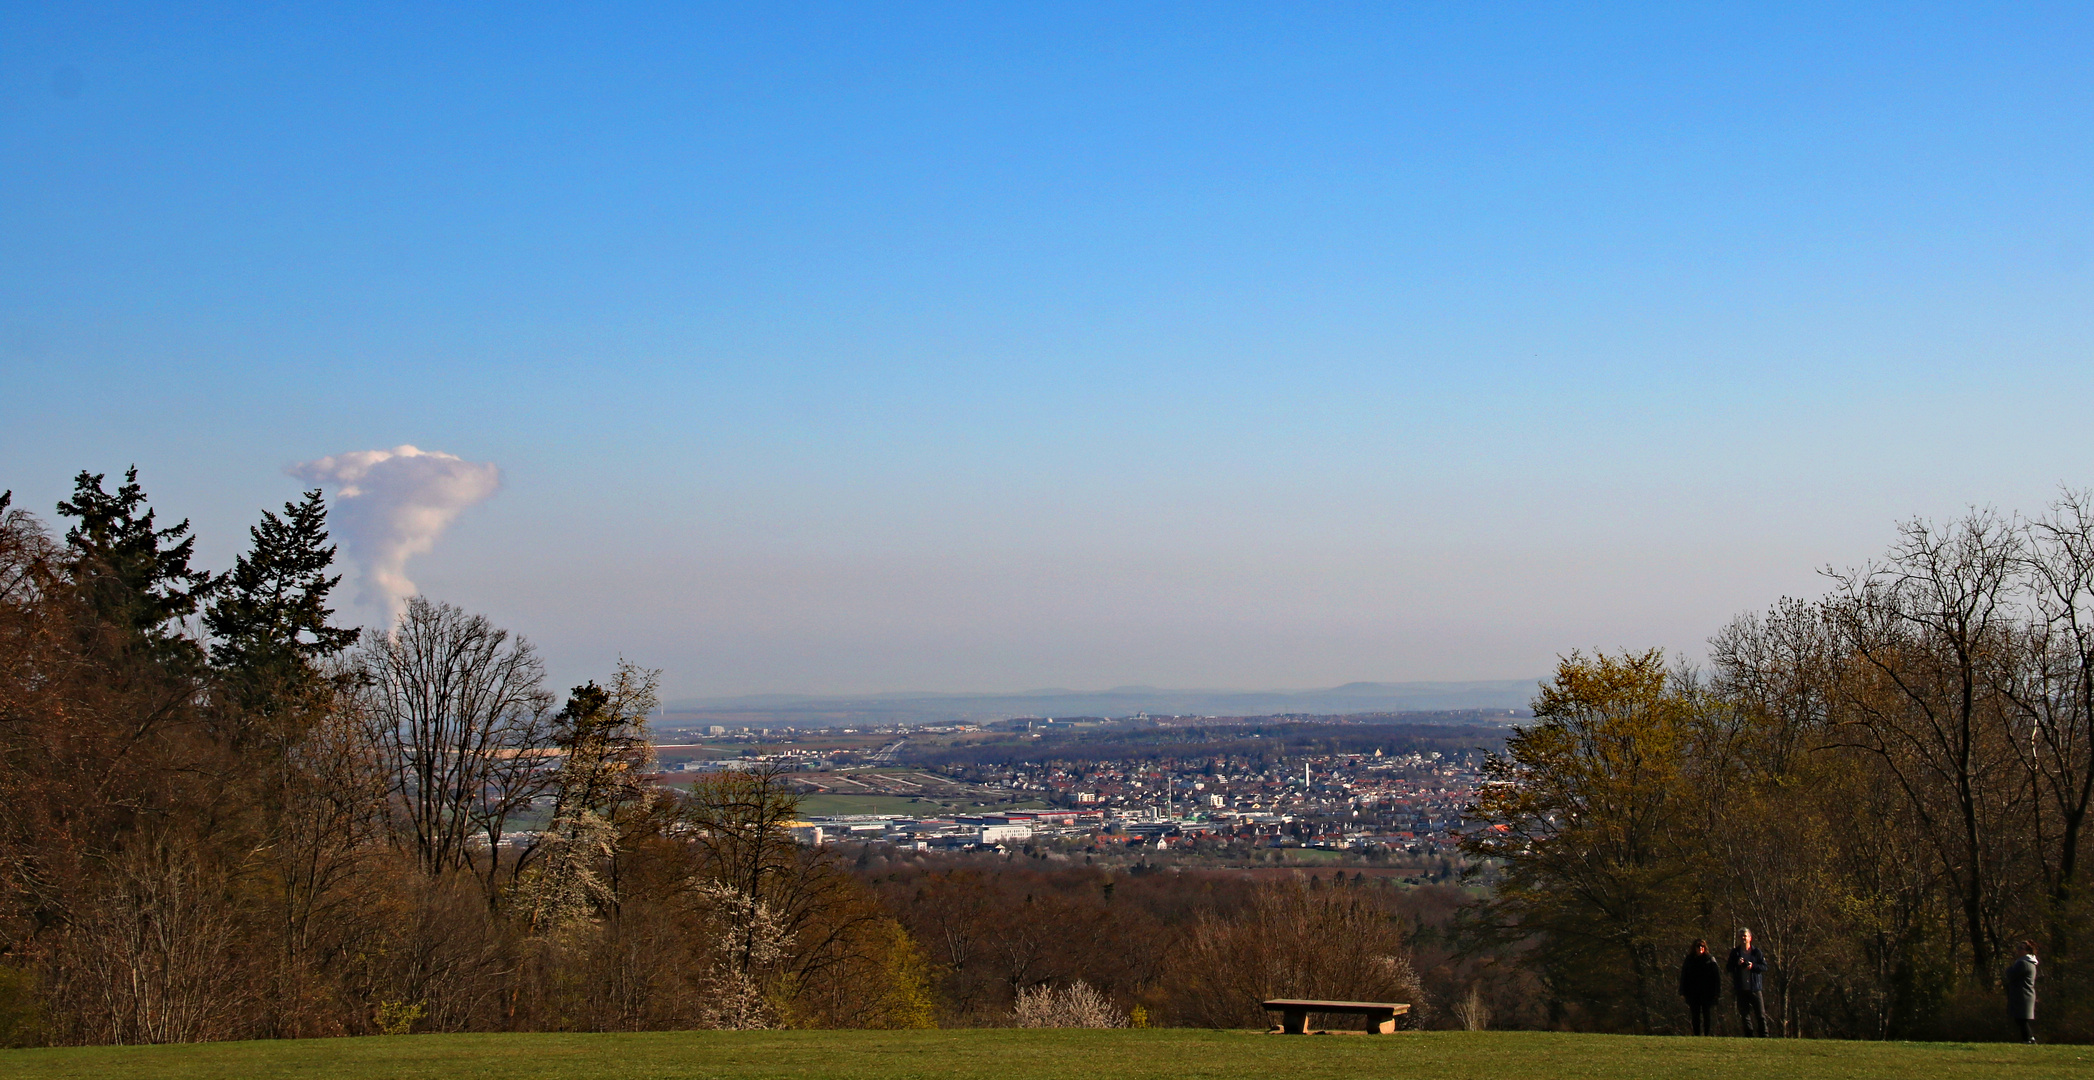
[1012,981,1125,1029]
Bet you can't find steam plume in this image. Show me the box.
[290,445,501,620]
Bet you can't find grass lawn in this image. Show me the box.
[3,1029,2087,1080]
[794,794,954,816]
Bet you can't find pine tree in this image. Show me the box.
[55,467,212,658]
[203,489,359,705]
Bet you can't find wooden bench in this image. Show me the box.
[1262,998,1410,1034]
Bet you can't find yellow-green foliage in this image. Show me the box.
[373,1000,426,1036]
[1467,650,1710,1031]
[868,922,940,1029]
[0,965,43,1048]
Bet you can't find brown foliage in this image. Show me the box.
[1164,879,1424,1030]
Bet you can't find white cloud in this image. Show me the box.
[290,445,501,621]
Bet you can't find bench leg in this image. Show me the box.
[1370,1011,1396,1034]
[1281,1009,1309,1034]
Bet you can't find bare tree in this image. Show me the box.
[352,597,555,895]
[59,842,245,1045]
[1708,598,1840,777]
[271,677,390,965]
[1825,510,2030,980]
[1452,985,1492,1032]
[681,763,887,1024]
[682,763,807,972]
[1170,880,1421,1030]
[2009,489,2094,955]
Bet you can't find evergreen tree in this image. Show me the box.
[203,489,359,700]
[54,466,212,654]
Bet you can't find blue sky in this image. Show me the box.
[3,4,2091,697]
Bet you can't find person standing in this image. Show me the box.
[2005,941,2039,1044]
[1679,939,1723,1035]
[1727,928,1768,1037]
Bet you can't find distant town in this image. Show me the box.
[647,712,1516,880]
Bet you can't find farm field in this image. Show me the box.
[788,770,1051,817]
[794,793,954,816]
[2,1028,2085,1080]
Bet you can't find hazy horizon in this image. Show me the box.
[665,677,1543,706]
[7,6,2092,699]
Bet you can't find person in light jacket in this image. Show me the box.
[1679,939,1723,1036]
[2005,941,2039,1044]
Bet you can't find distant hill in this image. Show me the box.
[662,680,1538,727]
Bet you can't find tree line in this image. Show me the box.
[9,465,2083,1045]
[0,470,1428,1045]
[1465,495,2094,1041]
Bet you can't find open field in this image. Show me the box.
[795,793,954,816]
[791,770,990,798]
[787,770,1051,817]
[3,1029,2086,1080]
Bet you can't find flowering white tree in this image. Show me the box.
[692,881,794,1029]
[519,662,659,931]
[1012,980,1124,1029]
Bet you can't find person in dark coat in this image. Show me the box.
[1727,928,1768,1037]
[1679,939,1723,1035]
[2005,940,2039,1044]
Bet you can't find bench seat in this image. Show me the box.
[1261,998,1410,1034]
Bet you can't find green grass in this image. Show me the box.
[1267,847,1348,865]
[3,1029,2086,1080]
[794,794,952,816]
